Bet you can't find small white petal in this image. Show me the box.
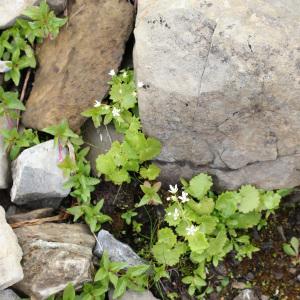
[94,100,101,107]
[108,69,116,76]
[112,107,121,117]
[137,81,144,88]
[168,184,178,194]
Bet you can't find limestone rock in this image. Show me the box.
[109,290,158,300]
[134,0,300,190]
[0,0,67,29]
[22,0,134,131]
[0,206,23,290]
[10,140,70,207]
[0,289,20,300]
[233,289,259,300]
[82,121,123,175]
[94,230,145,267]
[14,223,95,300]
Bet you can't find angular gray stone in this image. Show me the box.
[0,0,67,29]
[0,206,23,290]
[233,289,259,300]
[0,289,20,300]
[134,0,300,190]
[0,117,12,189]
[10,140,70,207]
[14,223,95,300]
[82,121,123,175]
[94,230,145,267]
[109,290,158,300]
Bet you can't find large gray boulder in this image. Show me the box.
[10,140,70,207]
[0,0,67,29]
[14,223,95,299]
[134,0,300,190]
[0,206,23,290]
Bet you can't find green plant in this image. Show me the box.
[0,1,66,85]
[0,87,25,120]
[57,252,150,300]
[82,70,161,186]
[283,237,300,265]
[1,128,39,160]
[136,181,162,207]
[150,173,283,297]
[121,209,137,225]
[68,199,111,232]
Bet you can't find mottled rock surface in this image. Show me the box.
[10,140,70,207]
[0,206,23,290]
[22,0,134,131]
[82,121,123,175]
[0,0,67,29]
[7,208,54,224]
[0,289,20,300]
[94,230,145,267]
[14,223,95,299]
[134,0,300,190]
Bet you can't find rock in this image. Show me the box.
[82,121,123,175]
[94,230,145,267]
[7,207,54,224]
[10,140,70,208]
[0,206,23,290]
[134,0,300,190]
[297,274,300,282]
[109,290,158,300]
[0,117,12,189]
[0,289,20,300]
[232,282,247,290]
[233,289,259,300]
[22,0,134,131]
[0,0,67,29]
[14,223,95,299]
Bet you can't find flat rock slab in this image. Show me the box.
[134,0,300,190]
[0,206,23,290]
[14,223,95,300]
[22,0,134,131]
[94,230,145,267]
[10,140,70,208]
[0,0,67,29]
[233,289,259,300]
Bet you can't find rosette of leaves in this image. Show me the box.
[151,173,284,296]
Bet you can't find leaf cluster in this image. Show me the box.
[151,173,283,296]
[56,252,150,300]
[0,0,66,85]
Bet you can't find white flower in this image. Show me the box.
[112,107,121,117]
[137,81,144,88]
[122,71,127,78]
[0,60,11,73]
[108,69,116,76]
[178,191,189,203]
[168,184,178,194]
[94,100,101,107]
[186,225,197,236]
